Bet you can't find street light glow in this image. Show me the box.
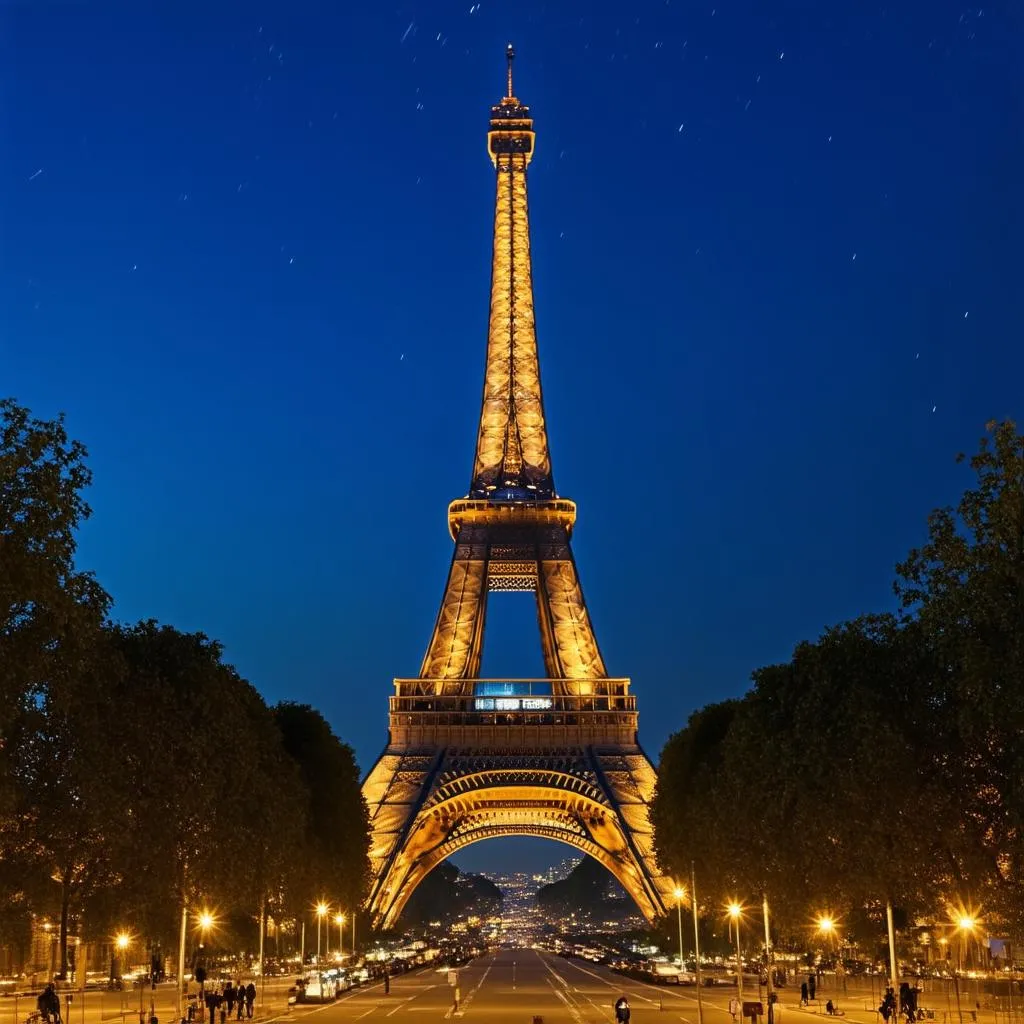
[335,913,346,926]
[116,932,130,950]
[948,902,982,934]
[818,916,835,934]
[198,911,214,931]
[673,887,686,903]
[316,902,329,917]
[727,901,742,920]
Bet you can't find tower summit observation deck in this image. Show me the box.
[361,46,674,930]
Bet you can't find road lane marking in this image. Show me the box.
[549,954,660,1007]
[385,985,436,1017]
[450,961,491,1018]
[354,1007,379,1019]
[547,978,587,1024]
[553,954,735,1014]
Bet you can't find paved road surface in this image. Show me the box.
[4,952,983,1024]
[288,950,737,1024]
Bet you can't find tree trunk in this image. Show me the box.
[59,877,70,980]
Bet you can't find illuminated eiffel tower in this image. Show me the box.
[362,46,672,928]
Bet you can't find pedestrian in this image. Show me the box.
[235,982,244,1021]
[729,997,740,1023]
[801,981,809,1005]
[38,983,61,1024]
[245,982,256,1019]
[224,983,236,1020]
[204,989,219,1024]
[809,975,816,1001]
[615,997,631,1024]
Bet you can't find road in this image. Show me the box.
[288,950,738,1024]
[3,952,985,1024]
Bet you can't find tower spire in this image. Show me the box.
[506,42,515,98]
[473,45,551,499]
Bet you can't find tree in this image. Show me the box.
[272,703,370,920]
[5,625,130,976]
[651,699,741,886]
[109,622,306,950]
[1,398,109,963]
[653,618,953,937]
[895,419,1024,928]
[652,421,1024,943]
[0,399,108,722]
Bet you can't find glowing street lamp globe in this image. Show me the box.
[116,933,130,951]
[727,902,742,920]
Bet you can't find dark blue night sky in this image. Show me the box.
[3,2,1021,872]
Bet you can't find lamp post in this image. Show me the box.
[728,903,744,1001]
[691,864,705,1024]
[316,903,328,965]
[673,888,686,972]
[954,912,979,1024]
[335,914,346,961]
[197,911,214,1021]
[818,916,837,996]
[763,897,775,1022]
[113,932,130,988]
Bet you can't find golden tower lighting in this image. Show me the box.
[359,45,675,930]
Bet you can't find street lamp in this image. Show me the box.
[947,904,982,1024]
[690,866,705,1024]
[817,915,841,995]
[727,902,744,1000]
[112,932,130,985]
[195,911,215,1017]
[335,914,346,961]
[316,903,329,964]
[673,888,686,971]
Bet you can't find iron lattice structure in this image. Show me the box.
[362,46,673,928]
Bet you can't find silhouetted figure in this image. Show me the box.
[38,984,61,1024]
[615,997,631,1024]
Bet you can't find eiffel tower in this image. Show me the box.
[362,46,672,929]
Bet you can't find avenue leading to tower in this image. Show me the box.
[361,46,673,930]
